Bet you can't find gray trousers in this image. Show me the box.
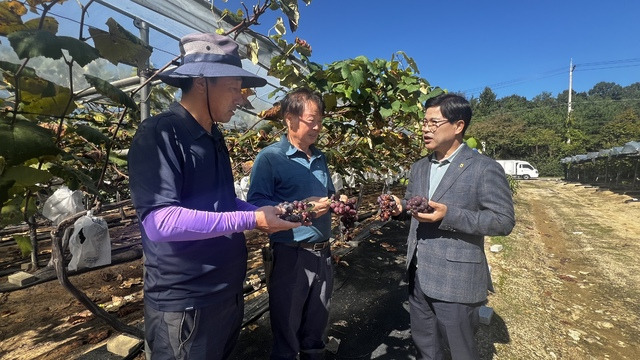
[269,243,334,360]
[408,266,481,360]
[144,294,243,360]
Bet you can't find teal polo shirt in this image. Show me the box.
[247,135,335,243]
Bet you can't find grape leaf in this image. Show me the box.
[279,0,300,32]
[0,117,60,166]
[84,74,138,109]
[13,235,32,258]
[88,18,152,68]
[58,36,99,67]
[8,30,63,60]
[72,123,111,146]
[0,1,27,36]
[0,165,52,188]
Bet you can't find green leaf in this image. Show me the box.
[340,63,350,80]
[13,235,32,258]
[47,163,98,194]
[379,106,393,119]
[323,93,337,112]
[0,1,27,36]
[246,38,259,65]
[72,123,111,146]
[274,17,286,35]
[88,18,152,68]
[109,152,127,167]
[84,74,138,109]
[279,0,300,32]
[0,117,60,166]
[0,60,38,78]
[58,36,99,67]
[397,51,419,73]
[0,166,15,205]
[24,16,59,34]
[8,30,63,60]
[1,200,22,228]
[465,137,478,149]
[19,82,76,116]
[348,69,364,90]
[0,14,58,36]
[1,165,52,187]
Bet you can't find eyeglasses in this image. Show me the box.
[423,118,450,132]
[298,116,323,127]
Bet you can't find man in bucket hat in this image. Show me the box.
[128,33,300,360]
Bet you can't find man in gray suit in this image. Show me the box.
[392,93,515,359]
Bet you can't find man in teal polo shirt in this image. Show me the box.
[247,88,334,360]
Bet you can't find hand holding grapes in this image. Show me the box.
[411,200,447,223]
[277,200,315,225]
[255,205,302,233]
[305,196,331,217]
[377,194,400,221]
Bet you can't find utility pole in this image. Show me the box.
[568,58,576,116]
[566,58,577,144]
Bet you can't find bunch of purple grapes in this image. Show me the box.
[330,195,359,236]
[406,196,434,214]
[377,194,398,221]
[278,200,315,223]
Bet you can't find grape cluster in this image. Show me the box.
[330,195,359,238]
[377,194,398,221]
[406,196,434,214]
[295,37,312,52]
[278,200,315,223]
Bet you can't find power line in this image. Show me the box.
[471,97,640,122]
[460,57,640,98]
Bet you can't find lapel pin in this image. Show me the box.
[459,163,464,168]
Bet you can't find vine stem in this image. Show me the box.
[50,207,144,339]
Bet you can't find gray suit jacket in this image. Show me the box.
[404,145,515,304]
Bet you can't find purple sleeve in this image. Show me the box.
[142,205,257,242]
[235,198,258,212]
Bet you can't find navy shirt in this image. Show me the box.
[128,102,247,311]
[247,135,335,243]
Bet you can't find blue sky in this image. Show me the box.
[280,0,640,100]
[7,0,640,101]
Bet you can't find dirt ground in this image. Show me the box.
[483,179,640,359]
[1,179,639,359]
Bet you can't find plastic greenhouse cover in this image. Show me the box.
[621,141,640,155]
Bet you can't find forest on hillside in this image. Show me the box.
[466,82,640,176]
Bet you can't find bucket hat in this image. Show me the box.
[157,33,267,88]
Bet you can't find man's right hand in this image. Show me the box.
[254,205,301,234]
[391,195,403,216]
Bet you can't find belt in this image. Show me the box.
[280,241,330,251]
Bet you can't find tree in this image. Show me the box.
[588,81,623,100]
[473,86,498,118]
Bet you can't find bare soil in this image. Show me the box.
[1,179,639,359]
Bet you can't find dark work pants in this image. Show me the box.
[269,243,334,360]
[144,294,243,360]
[408,266,481,360]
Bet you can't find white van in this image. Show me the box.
[496,160,539,180]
